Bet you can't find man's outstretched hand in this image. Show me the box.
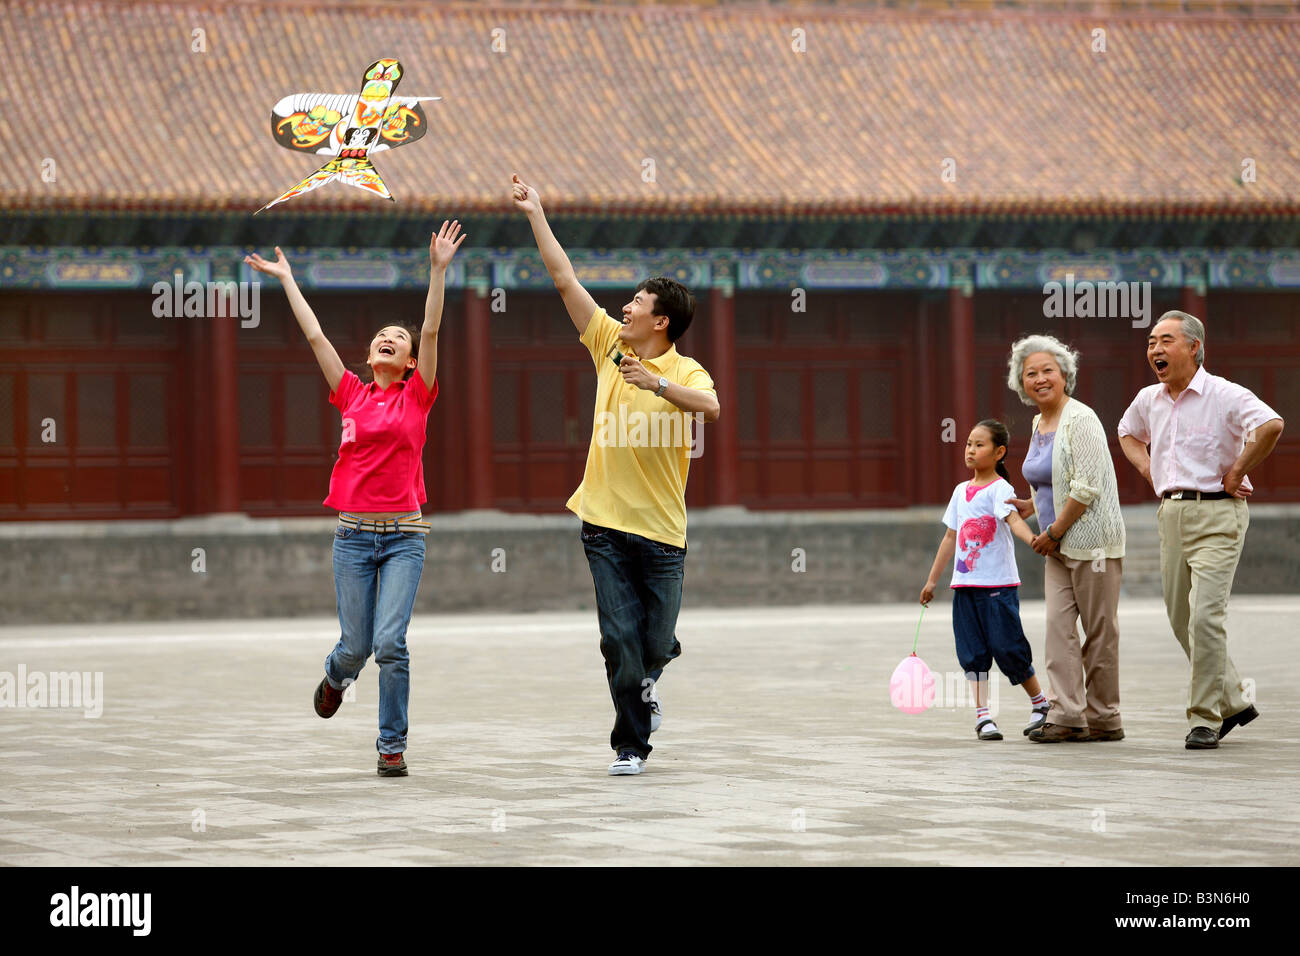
[511,174,541,215]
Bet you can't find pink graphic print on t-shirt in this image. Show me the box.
[956,515,997,574]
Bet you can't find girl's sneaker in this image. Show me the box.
[1024,706,1049,735]
[975,719,1003,740]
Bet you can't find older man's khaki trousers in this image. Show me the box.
[1157,496,1252,732]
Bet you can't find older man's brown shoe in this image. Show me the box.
[1028,723,1089,743]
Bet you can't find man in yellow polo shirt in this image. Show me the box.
[512,174,720,775]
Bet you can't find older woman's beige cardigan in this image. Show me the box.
[1030,397,1126,560]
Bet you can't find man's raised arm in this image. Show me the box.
[511,174,599,336]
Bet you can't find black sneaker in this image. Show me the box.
[377,753,408,776]
[314,677,344,719]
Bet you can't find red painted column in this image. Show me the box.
[210,289,241,513]
[1180,284,1207,323]
[948,282,976,439]
[708,282,739,506]
[464,283,494,509]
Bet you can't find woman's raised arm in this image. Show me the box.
[244,247,346,392]
[416,220,467,393]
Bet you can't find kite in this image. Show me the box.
[257,58,439,213]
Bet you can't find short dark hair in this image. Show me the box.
[637,276,695,342]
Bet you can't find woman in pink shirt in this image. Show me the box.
[245,220,466,777]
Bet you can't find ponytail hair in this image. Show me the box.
[975,418,1012,482]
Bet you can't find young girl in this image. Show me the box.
[920,419,1049,740]
[244,220,466,776]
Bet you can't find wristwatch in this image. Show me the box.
[654,376,669,397]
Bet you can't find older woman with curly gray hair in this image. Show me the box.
[1006,334,1127,743]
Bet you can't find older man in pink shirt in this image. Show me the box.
[1119,311,1284,750]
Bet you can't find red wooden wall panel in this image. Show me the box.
[734,291,911,508]
[2,288,1298,519]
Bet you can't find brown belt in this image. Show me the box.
[337,512,431,534]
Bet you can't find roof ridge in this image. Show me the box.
[25,0,1300,23]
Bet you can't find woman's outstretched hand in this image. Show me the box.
[244,247,293,282]
[430,219,467,269]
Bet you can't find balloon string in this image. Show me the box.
[912,604,926,655]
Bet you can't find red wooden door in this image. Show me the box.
[734,292,915,508]
[0,293,184,519]
[489,294,600,511]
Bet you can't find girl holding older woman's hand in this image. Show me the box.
[1005,335,1127,743]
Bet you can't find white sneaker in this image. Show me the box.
[649,687,662,734]
[608,751,646,775]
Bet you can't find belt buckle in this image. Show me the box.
[1170,490,1184,500]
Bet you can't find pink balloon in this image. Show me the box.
[890,653,935,713]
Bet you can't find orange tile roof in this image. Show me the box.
[4,0,1299,216]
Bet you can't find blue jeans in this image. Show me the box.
[325,523,426,754]
[580,521,685,759]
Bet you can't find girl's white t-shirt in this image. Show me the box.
[941,477,1020,588]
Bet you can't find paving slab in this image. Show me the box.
[0,598,1296,866]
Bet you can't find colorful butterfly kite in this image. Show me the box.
[257,58,439,212]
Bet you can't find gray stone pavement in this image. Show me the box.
[1,597,1297,867]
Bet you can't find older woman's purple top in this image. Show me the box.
[1022,428,1056,528]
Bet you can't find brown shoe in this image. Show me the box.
[1087,728,1125,742]
[377,753,408,777]
[1028,722,1089,743]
